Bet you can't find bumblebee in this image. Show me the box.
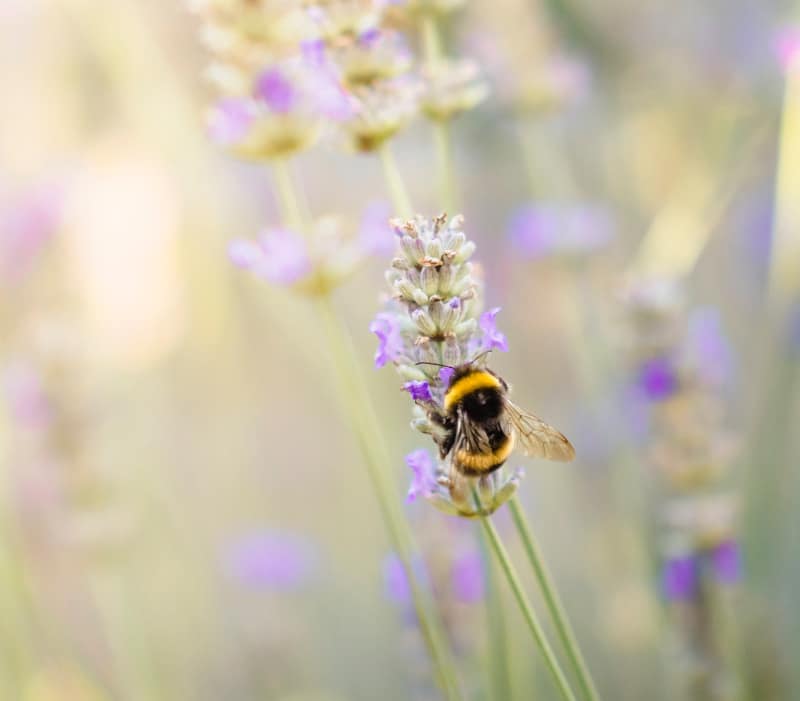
[428,361,575,477]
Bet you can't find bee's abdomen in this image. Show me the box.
[454,432,515,476]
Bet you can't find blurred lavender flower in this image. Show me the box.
[711,539,741,585]
[357,200,395,256]
[384,552,412,605]
[372,214,525,517]
[0,183,62,284]
[508,203,613,262]
[3,362,53,430]
[224,531,318,591]
[637,356,679,402]
[774,25,800,71]
[229,228,312,285]
[685,307,735,390]
[451,549,484,603]
[662,554,697,601]
[406,448,436,502]
[420,58,488,122]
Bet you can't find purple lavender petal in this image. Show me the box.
[637,357,678,401]
[3,363,53,430]
[224,531,318,590]
[775,26,800,70]
[477,307,509,353]
[405,449,435,503]
[358,201,394,256]
[686,308,734,389]
[253,228,312,286]
[711,540,741,585]
[662,554,697,601]
[208,97,256,146]
[228,239,261,269]
[370,312,404,368]
[403,381,433,403]
[254,68,295,112]
[1,183,62,282]
[383,553,411,605]
[451,550,485,603]
[439,366,455,386]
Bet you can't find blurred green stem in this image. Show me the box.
[379,144,413,217]
[509,496,602,701]
[434,122,457,214]
[478,528,512,701]
[315,296,462,700]
[271,161,461,699]
[478,505,578,701]
[272,159,304,231]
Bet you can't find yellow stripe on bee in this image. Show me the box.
[443,370,501,412]
[455,434,515,474]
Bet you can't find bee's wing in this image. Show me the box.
[502,400,575,462]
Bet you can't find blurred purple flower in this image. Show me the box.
[451,550,484,603]
[228,228,311,286]
[3,363,53,430]
[509,203,613,260]
[637,357,679,401]
[370,312,404,368]
[711,540,741,585]
[208,97,256,147]
[224,531,318,590]
[357,201,394,256]
[1,183,62,283]
[254,67,295,112]
[383,553,411,605]
[406,449,435,503]
[662,554,697,601]
[774,26,800,71]
[470,307,508,355]
[403,381,432,403]
[686,307,734,389]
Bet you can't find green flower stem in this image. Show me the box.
[478,527,512,701]
[509,497,601,701]
[421,15,458,213]
[270,161,461,700]
[478,509,578,701]
[272,158,304,231]
[434,121,457,214]
[316,296,462,701]
[379,144,413,218]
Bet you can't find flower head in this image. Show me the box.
[637,356,679,402]
[451,549,484,603]
[509,203,613,261]
[661,553,696,601]
[224,531,318,590]
[374,214,528,517]
[229,228,312,286]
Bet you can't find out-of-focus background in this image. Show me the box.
[1,0,799,699]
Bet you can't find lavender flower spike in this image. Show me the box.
[373,213,525,517]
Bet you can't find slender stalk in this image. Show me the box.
[421,15,443,64]
[316,297,462,700]
[509,497,601,701]
[434,122,457,213]
[272,158,304,231]
[270,162,462,699]
[478,527,512,701]
[768,62,800,309]
[478,511,578,701]
[379,144,413,217]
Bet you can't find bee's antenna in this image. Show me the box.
[414,361,454,369]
